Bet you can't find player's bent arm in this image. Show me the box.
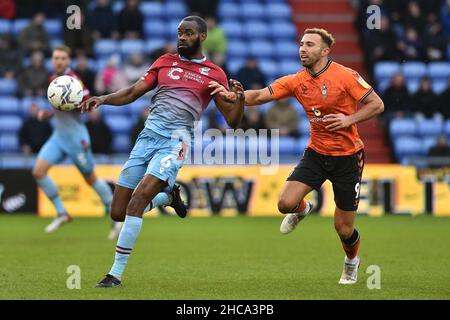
[244,88,274,106]
[214,94,245,129]
[348,91,384,125]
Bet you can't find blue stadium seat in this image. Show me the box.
[146,38,167,53]
[422,136,437,154]
[298,136,310,151]
[249,40,273,58]
[104,115,133,133]
[12,19,29,34]
[377,78,391,93]
[164,1,187,19]
[406,79,420,94]
[267,3,291,20]
[241,3,266,20]
[140,2,163,18]
[227,41,247,58]
[112,1,125,13]
[269,22,296,39]
[445,120,450,136]
[244,21,269,39]
[94,39,118,58]
[0,79,17,96]
[112,134,131,153]
[0,115,22,132]
[130,99,149,116]
[120,39,145,56]
[0,133,19,152]
[278,136,297,155]
[374,62,400,82]
[428,62,450,80]
[227,59,246,75]
[257,59,278,78]
[0,19,11,33]
[299,118,310,135]
[101,105,129,116]
[144,20,169,39]
[221,20,243,38]
[50,38,63,50]
[167,20,181,39]
[279,60,302,76]
[44,19,63,37]
[218,2,240,20]
[389,118,417,136]
[20,97,49,114]
[417,119,443,137]
[274,41,299,58]
[394,136,423,158]
[402,62,427,80]
[0,97,20,114]
[432,80,448,94]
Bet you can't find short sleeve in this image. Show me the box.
[268,75,296,100]
[343,68,374,102]
[140,56,165,88]
[216,68,229,90]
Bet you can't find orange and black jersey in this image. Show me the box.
[268,60,373,156]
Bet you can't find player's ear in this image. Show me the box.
[322,46,331,57]
[200,32,207,42]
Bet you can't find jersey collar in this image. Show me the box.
[306,59,332,78]
[179,54,207,63]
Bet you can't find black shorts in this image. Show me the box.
[287,148,365,211]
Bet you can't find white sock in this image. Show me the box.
[345,256,359,265]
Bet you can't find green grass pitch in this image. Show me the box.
[0,214,449,300]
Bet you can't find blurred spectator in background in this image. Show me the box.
[428,135,450,157]
[423,21,447,61]
[240,107,266,132]
[0,34,21,78]
[203,16,227,60]
[19,103,52,154]
[17,50,49,97]
[148,42,176,62]
[17,12,50,56]
[0,0,16,19]
[124,53,148,85]
[130,107,149,144]
[364,15,401,64]
[95,54,127,95]
[74,54,96,95]
[438,79,450,119]
[234,57,267,90]
[411,77,439,118]
[265,99,300,138]
[64,12,94,57]
[441,0,450,34]
[209,53,230,78]
[382,73,411,118]
[86,109,112,154]
[118,0,144,39]
[398,27,424,61]
[88,0,119,40]
[402,1,426,31]
[186,0,218,19]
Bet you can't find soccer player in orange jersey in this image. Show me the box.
[210,28,384,284]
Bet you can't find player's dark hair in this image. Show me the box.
[304,28,335,48]
[182,16,207,34]
[53,44,72,57]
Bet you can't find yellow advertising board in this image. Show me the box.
[38,164,450,217]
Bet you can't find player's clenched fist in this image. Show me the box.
[209,79,244,103]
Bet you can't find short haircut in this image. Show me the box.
[182,16,207,34]
[304,28,335,48]
[53,44,72,57]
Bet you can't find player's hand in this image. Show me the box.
[323,113,353,131]
[229,79,244,103]
[80,96,105,113]
[209,81,237,103]
[37,109,53,121]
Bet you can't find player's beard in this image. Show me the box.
[177,36,201,58]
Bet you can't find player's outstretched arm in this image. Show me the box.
[209,79,245,129]
[80,79,150,112]
[243,87,274,106]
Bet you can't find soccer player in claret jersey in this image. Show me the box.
[211,28,384,284]
[33,45,118,238]
[80,16,245,288]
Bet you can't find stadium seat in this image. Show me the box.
[94,39,118,58]
[227,41,247,58]
[279,60,302,76]
[0,133,19,152]
[0,79,17,96]
[146,38,167,53]
[226,59,246,75]
[0,19,11,33]
[258,101,275,113]
[164,1,187,19]
[243,21,269,39]
[112,134,131,153]
[44,19,63,37]
[20,97,49,114]
[402,62,427,80]
[428,62,450,80]
[298,136,310,151]
[406,79,420,94]
[431,80,448,94]
[221,20,243,38]
[0,97,20,114]
[129,99,149,116]
[274,41,299,59]
[11,19,29,34]
[101,105,129,116]
[393,136,423,158]
[241,3,266,20]
[267,3,291,20]
[119,39,145,56]
[257,59,278,78]
[278,136,297,155]
[218,2,240,20]
[422,136,437,154]
[417,118,443,137]
[144,20,169,39]
[140,2,163,18]
[112,1,125,13]
[249,40,273,58]
[445,120,450,136]
[389,118,417,136]
[299,118,310,135]
[377,78,391,94]
[0,115,22,132]
[269,22,296,39]
[104,115,133,134]
[374,62,400,82]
